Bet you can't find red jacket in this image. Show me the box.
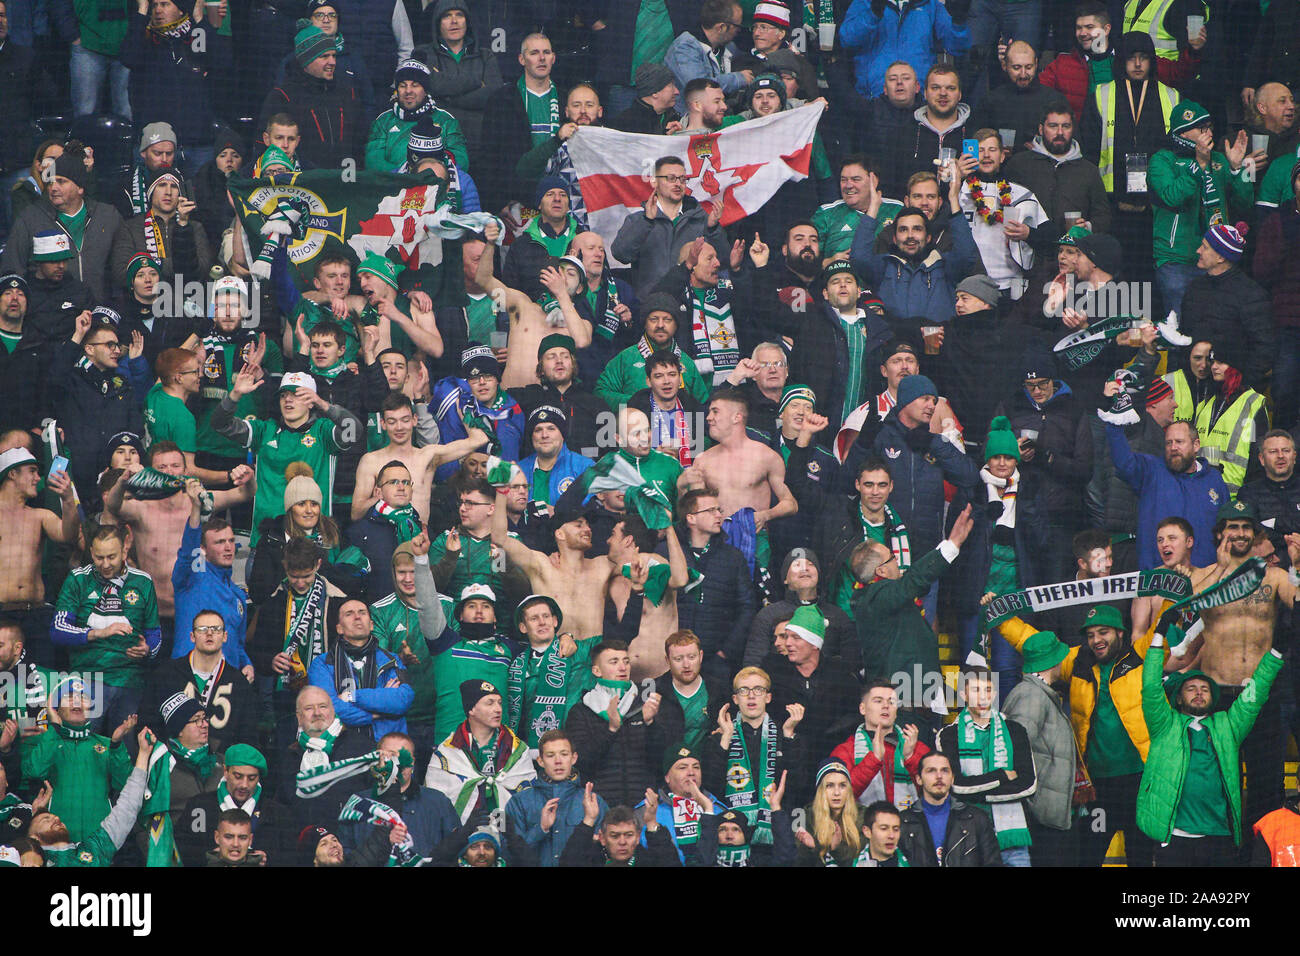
[1040,47,1201,121]
[831,733,930,803]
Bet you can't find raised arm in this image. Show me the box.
[38,471,80,545]
[757,450,797,529]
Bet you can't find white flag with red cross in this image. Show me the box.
[567,101,826,267]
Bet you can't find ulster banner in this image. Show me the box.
[567,102,826,266]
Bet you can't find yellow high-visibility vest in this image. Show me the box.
[1194,388,1268,493]
[1094,80,1178,192]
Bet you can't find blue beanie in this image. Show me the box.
[534,175,569,209]
[896,374,938,410]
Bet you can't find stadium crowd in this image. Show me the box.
[1,0,1300,868]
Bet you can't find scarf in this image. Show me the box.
[983,568,1193,630]
[853,724,918,809]
[507,639,570,744]
[146,12,193,41]
[142,739,215,866]
[444,723,529,816]
[689,282,740,384]
[251,195,310,280]
[52,721,92,741]
[717,844,751,866]
[373,500,422,542]
[143,209,167,261]
[125,466,187,501]
[619,559,703,605]
[128,165,149,217]
[331,635,380,705]
[852,846,910,867]
[338,793,420,866]
[312,358,349,382]
[393,96,436,123]
[1169,136,1224,223]
[282,575,329,688]
[725,715,778,844]
[583,679,637,719]
[669,792,703,846]
[201,329,257,398]
[650,399,692,466]
[296,748,382,798]
[956,709,1030,849]
[582,274,623,341]
[1156,557,1268,636]
[981,467,1020,530]
[216,779,261,814]
[298,717,342,762]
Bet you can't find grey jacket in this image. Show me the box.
[1001,673,1075,830]
[110,212,214,289]
[0,198,124,301]
[610,196,728,299]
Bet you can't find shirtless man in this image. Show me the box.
[490,493,617,641]
[474,221,592,390]
[1184,499,1300,843]
[1131,517,1196,638]
[679,390,797,546]
[0,449,79,655]
[297,256,445,361]
[351,393,489,523]
[103,442,253,621]
[604,515,689,684]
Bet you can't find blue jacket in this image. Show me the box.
[840,0,971,98]
[664,28,748,113]
[170,520,251,668]
[342,780,460,860]
[505,773,607,866]
[520,445,595,506]
[870,410,980,554]
[637,788,724,865]
[1106,423,1229,569]
[308,641,414,740]
[430,377,524,482]
[850,211,980,326]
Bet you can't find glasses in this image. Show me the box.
[179,368,201,377]
[460,499,492,508]
[690,506,723,516]
[311,10,338,18]
[1024,379,1053,391]
[89,340,123,350]
[757,361,787,370]
[382,478,414,488]
[656,174,687,184]
[735,685,770,697]
[187,713,210,725]
[194,625,226,635]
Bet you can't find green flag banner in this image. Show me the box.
[983,569,1193,631]
[226,169,476,307]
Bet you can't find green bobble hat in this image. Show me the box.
[1169,99,1211,135]
[294,19,341,69]
[126,253,161,284]
[1058,224,1092,246]
[1021,630,1069,674]
[356,251,402,290]
[663,744,701,775]
[984,415,1020,462]
[779,384,816,415]
[1080,604,1125,635]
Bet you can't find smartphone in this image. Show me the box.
[49,455,69,480]
[962,139,979,160]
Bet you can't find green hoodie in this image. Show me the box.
[1148,147,1254,267]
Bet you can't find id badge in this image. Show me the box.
[1125,152,1149,193]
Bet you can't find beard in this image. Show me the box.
[1180,702,1211,717]
[1045,136,1072,155]
[786,249,817,274]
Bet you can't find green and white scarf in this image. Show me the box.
[373,500,423,542]
[724,715,777,845]
[620,559,704,605]
[125,466,187,501]
[507,639,570,745]
[141,739,216,866]
[216,780,261,814]
[852,846,910,867]
[583,679,637,719]
[668,792,704,846]
[52,721,92,741]
[956,709,1030,849]
[296,747,382,799]
[717,845,751,866]
[338,793,420,867]
[689,282,741,385]
[853,724,918,809]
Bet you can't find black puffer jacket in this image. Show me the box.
[995,381,1094,518]
[1239,471,1300,535]
[932,307,1028,445]
[898,797,1004,866]
[22,273,94,345]
[259,68,365,171]
[563,694,657,809]
[1180,267,1274,392]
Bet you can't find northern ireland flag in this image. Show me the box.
[568,102,826,267]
